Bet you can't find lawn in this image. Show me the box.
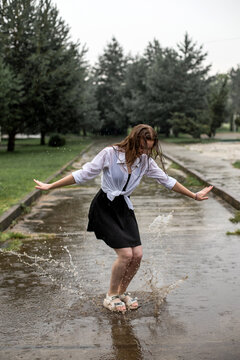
[0,136,92,216]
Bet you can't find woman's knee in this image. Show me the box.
[132,246,143,262]
[116,248,133,264]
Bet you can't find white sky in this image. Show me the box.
[53,0,240,75]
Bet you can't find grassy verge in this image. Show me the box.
[229,211,240,223]
[159,133,218,144]
[226,229,240,236]
[233,161,240,169]
[0,135,92,216]
[0,232,27,251]
[169,162,204,188]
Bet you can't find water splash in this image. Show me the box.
[0,248,83,295]
[149,211,174,233]
[143,267,188,315]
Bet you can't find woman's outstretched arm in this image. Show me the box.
[172,181,213,201]
[34,174,75,191]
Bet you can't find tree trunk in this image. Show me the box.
[41,131,46,145]
[7,132,16,152]
[82,127,87,136]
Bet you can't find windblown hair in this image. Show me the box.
[114,124,166,172]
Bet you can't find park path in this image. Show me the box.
[1,138,240,360]
[162,140,240,205]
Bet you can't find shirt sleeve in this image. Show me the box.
[72,147,109,184]
[145,157,177,189]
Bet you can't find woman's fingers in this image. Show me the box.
[197,185,213,201]
[33,179,49,190]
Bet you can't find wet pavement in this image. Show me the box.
[1,139,240,359]
[162,140,240,204]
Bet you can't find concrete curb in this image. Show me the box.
[164,152,240,211]
[0,142,93,232]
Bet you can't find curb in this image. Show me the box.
[0,142,93,232]
[164,152,240,211]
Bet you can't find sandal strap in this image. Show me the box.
[120,292,138,304]
[105,294,125,307]
[112,302,124,307]
[106,294,119,301]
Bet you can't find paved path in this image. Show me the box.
[162,141,240,206]
[1,139,240,359]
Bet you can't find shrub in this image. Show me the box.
[48,134,66,147]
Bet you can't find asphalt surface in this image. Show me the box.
[1,139,240,360]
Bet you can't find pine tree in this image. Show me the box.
[0,58,24,151]
[207,75,228,137]
[0,0,36,150]
[94,37,128,135]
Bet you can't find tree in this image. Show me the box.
[146,47,181,136]
[169,112,206,138]
[145,33,210,137]
[79,76,100,136]
[0,0,36,150]
[0,0,89,149]
[125,56,148,126]
[0,58,24,151]
[206,75,228,137]
[95,37,128,135]
[25,0,88,144]
[177,33,210,118]
[229,66,240,130]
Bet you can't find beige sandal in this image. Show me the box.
[119,292,139,310]
[103,293,126,312]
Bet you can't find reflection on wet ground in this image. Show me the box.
[1,140,240,359]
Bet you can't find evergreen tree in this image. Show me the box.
[0,58,24,151]
[146,47,181,136]
[79,76,100,136]
[125,56,148,126]
[229,66,240,130]
[207,74,228,137]
[0,0,89,148]
[125,40,163,129]
[26,0,88,144]
[145,33,210,137]
[177,33,210,118]
[95,37,128,135]
[0,0,36,150]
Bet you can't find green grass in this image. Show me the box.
[233,161,240,169]
[2,239,23,251]
[0,135,92,216]
[169,162,181,170]
[0,231,29,242]
[0,231,30,252]
[160,133,218,144]
[229,211,240,223]
[226,229,240,236]
[182,175,204,188]
[169,161,204,188]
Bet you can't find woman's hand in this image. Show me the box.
[34,179,51,191]
[195,185,213,201]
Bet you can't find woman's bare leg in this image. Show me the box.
[107,247,133,311]
[118,245,143,296]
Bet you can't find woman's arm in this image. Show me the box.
[33,147,110,191]
[172,181,213,201]
[34,174,76,191]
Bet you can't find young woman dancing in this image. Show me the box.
[34,124,213,313]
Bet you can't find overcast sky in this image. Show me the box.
[53,0,240,75]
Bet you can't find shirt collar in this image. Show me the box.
[116,150,141,167]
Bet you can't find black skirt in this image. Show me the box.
[87,189,141,249]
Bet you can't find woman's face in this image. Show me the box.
[138,139,154,156]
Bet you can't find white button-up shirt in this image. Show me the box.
[72,146,177,210]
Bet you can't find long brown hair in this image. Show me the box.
[114,124,166,172]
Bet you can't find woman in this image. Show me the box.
[34,124,213,313]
